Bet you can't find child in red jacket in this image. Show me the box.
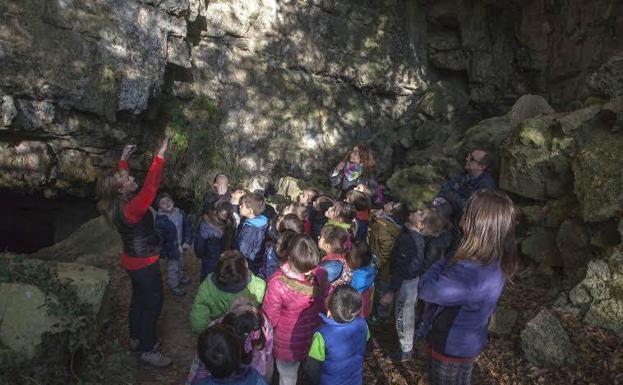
[262,234,328,385]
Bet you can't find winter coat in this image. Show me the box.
[195,367,267,385]
[417,256,505,358]
[262,263,329,361]
[237,215,269,272]
[367,211,401,283]
[354,211,370,243]
[194,219,225,272]
[329,163,378,195]
[309,314,368,385]
[155,208,193,260]
[319,253,352,292]
[190,272,266,334]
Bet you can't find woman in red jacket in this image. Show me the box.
[96,137,171,367]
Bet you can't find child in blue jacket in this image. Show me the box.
[307,285,369,385]
[155,193,193,296]
[195,200,236,282]
[236,192,269,275]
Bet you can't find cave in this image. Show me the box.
[0,189,99,253]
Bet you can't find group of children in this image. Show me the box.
[150,168,460,385]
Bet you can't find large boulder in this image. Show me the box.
[275,176,302,202]
[416,81,470,122]
[508,95,555,127]
[556,219,590,271]
[569,250,623,338]
[32,216,122,266]
[489,306,518,335]
[521,309,578,367]
[500,116,573,201]
[588,51,623,99]
[386,163,448,210]
[0,259,110,362]
[571,115,623,222]
[520,227,561,266]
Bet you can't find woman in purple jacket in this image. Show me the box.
[417,189,516,385]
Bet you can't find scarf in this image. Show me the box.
[344,162,363,182]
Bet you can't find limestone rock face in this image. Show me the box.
[570,251,623,338]
[521,309,578,367]
[500,116,573,201]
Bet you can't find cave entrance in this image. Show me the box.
[0,189,99,253]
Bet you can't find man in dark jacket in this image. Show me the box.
[437,149,496,219]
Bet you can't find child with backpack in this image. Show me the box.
[347,241,376,318]
[236,192,270,275]
[262,234,329,385]
[318,224,352,291]
[345,190,371,243]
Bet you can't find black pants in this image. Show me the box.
[127,263,163,352]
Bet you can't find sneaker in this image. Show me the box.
[140,350,172,368]
[179,275,192,286]
[170,286,186,296]
[388,350,412,363]
[130,338,161,352]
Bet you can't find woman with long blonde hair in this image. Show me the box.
[417,189,517,385]
[97,137,171,368]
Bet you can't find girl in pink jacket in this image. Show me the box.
[262,234,329,385]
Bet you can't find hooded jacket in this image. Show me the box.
[237,215,269,271]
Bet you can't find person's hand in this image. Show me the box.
[121,144,136,160]
[156,136,170,158]
[231,189,245,205]
[182,243,191,250]
[433,197,447,208]
[379,292,394,306]
[336,162,346,172]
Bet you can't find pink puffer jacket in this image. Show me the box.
[262,263,328,361]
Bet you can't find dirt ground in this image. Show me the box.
[103,254,623,385]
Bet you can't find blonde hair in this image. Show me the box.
[453,189,517,277]
[96,169,128,225]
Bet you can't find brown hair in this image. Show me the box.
[453,189,517,277]
[205,201,236,250]
[96,169,129,225]
[313,195,335,214]
[345,190,370,211]
[276,229,297,263]
[287,234,320,273]
[410,208,444,237]
[320,224,348,253]
[302,188,320,203]
[215,250,249,288]
[283,203,308,222]
[347,241,372,270]
[332,201,356,223]
[329,285,362,323]
[240,192,265,216]
[276,214,304,234]
[342,143,376,178]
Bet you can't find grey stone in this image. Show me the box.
[15,100,56,130]
[416,81,470,121]
[167,35,191,68]
[588,51,623,98]
[556,219,590,270]
[521,309,578,367]
[275,176,302,202]
[508,95,555,127]
[521,227,561,266]
[489,306,518,335]
[159,0,190,16]
[0,95,17,127]
[558,105,600,135]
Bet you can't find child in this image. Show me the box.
[299,189,319,234]
[307,285,369,385]
[283,203,310,235]
[276,213,304,234]
[195,324,268,385]
[236,192,269,274]
[190,250,266,334]
[367,199,405,324]
[381,208,444,362]
[311,195,335,241]
[318,224,352,291]
[262,234,328,385]
[345,190,371,242]
[187,297,274,385]
[195,200,236,282]
[203,173,232,214]
[325,201,357,239]
[154,192,193,296]
[347,241,376,318]
[263,214,302,280]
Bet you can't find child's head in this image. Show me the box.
[276,229,297,263]
[283,203,308,222]
[345,190,371,212]
[407,208,444,236]
[156,192,175,211]
[326,201,356,223]
[197,324,242,379]
[276,213,304,234]
[353,184,374,198]
[222,297,266,357]
[215,250,249,289]
[383,199,407,225]
[313,195,335,216]
[215,201,234,222]
[328,285,362,323]
[300,188,320,205]
[287,233,320,273]
[318,224,348,254]
[213,173,230,194]
[240,192,266,218]
[347,241,372,270]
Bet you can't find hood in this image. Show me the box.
[245,215,268,228]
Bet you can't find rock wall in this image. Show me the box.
[1,0,621,199]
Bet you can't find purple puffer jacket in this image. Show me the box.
[262,263,328,361]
